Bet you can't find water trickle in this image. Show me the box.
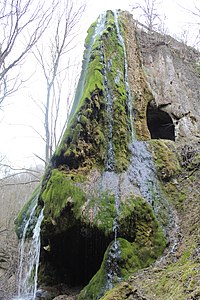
[100,48,115,171]
[113,10,135,141]
[105,240,121,290]
[128,141,159,207]
[99,172,122,294]
[15,205,44,300]
[128,140,180,254]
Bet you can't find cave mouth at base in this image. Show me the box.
[147,103,175,141]
[40,225,112,288]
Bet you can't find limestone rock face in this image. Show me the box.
[135,19,200,141]
[15,9,200,300]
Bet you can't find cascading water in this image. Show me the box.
[128,141,180,255]
[14,200,44,300]
[113,10,135,141]
[98,173,122,298]
[98,13,123,290]
[113,9,179,259]
[100,49,115,171]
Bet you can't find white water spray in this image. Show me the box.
[14,203,44,300]
[128,140,180,255]
[101,56,115,171]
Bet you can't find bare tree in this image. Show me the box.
[33,0,85,164]
[0,0,57,106]
[130,0,162,31]
[177,2,200,49]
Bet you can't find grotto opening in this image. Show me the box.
[146,102,175,141]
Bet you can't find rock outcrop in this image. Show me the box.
[15,10,200,300]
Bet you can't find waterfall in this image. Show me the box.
[14,204,44,300]
[99,43,122,282]
[104,239,121,291]
[128,141,159,207]
[113,10,179,259]
[113,10,135,140]
[128,141,180,254]
[99,172,122,293]
[105,196,121,291]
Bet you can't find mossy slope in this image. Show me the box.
[78,197,166,300]
[52,10,131,173]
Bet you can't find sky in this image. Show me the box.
[0,0,199,170]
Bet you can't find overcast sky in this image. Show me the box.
[0,0,198,169]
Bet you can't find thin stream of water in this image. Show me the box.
[14,206,44,300]
[113,10,135,141]
[100,42,115,171]
[17,203,38,297]
[128,140,180,254]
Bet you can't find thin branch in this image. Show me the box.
[0,163,41,174]
[0,180,40,187]
[33,153,46,164]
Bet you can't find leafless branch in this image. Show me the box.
[0,179,40,187]
[0,0,58,105]
[0,163,41,174]
[130,0,162,31]
[32,0,85,164]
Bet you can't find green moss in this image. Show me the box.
[149,140,181,181]
[144,246,200,300]
[78,258,107,300]
[119,197,167,273]
[83,191,117,236]
[84,20,97,46]
[101,244,200,300]
[102,11,131,172]
[53,10,132,173]
[100,282,134,300]
[41,169,86,232]
[78,196,166,300]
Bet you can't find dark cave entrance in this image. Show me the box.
[146,103,175,141]
[41,225,111,287]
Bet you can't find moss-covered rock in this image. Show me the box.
[50,10,132,174]
[40,169,86,235]
[78,197,166,300]
[100,282,146,300]
[149,140,181,181]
